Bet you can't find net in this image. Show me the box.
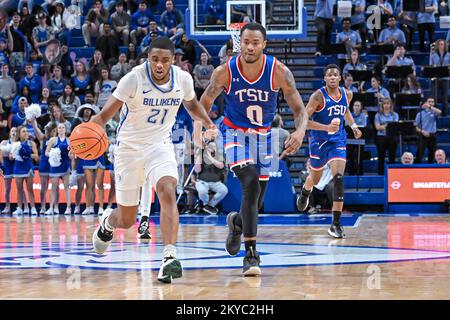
[228,22,247,53]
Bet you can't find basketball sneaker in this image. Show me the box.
[138,216,151,239]
[328,224,345,238]
[92,208,114,254]
[242,247,261,276]
[1,206,10,214]
[157,256,183,283]
[296,187,311,212]
[23,206,29,215]
[30,207,38,216]
[225,211,242,256]
[12,207,23,216]
[44,208,53,215]
[74,206,80,214]
[53,206,59,214]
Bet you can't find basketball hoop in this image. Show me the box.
[228,22,247,53]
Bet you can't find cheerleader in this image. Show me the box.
[12,126,39,215]
[45,123,73,215]
[31,117,57,214]
[81,153,105,215]
[0,128,18,214]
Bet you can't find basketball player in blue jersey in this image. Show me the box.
[199,23,308,276]
[297,64,362,238]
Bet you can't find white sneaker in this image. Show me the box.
[98,207,104,216]
[12,208,23,215]
[54,206,59,214]
[92,208,114,254]
[74,206,80,214]
[23,206,29,214]
[40,206,46,214]
[31,207,38,216]
[82,207,91,215]
[64,207,71,215]
[45,208,54,215]
[1,207,10,214]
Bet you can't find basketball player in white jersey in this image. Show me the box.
[90,37,218,283]
[138,178,152,239]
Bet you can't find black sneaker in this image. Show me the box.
[225,211,242,256]
[243,247,261,276]
[328,224,345,238]
[157,256,183,283]
[92,208,114,254]
[203,205,219,215]
[296,187,311,212]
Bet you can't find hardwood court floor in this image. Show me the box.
[1,214,450,300]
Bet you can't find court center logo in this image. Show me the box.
[1,242,450,270]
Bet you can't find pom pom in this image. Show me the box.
[49,147,62,167]
[25,103,43,120]
[10,142,22,161]
[0,142,12,154]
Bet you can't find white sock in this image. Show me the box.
[163,244,177,259]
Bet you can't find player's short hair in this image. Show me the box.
[240,22,267,40]
[323,64,341,76]
[149,37,175,55]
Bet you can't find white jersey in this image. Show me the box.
[112,62,195,147]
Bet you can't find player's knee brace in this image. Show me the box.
[234,165,261,238]
[333,173,344,202]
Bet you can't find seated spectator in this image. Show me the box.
[141,30,160,51]
[343,73,359,93]
[160,0,185,38]
[203,0,225,25]
[346,100,367,175]
[387,44,415,70]
[88,50,107,84]
[32,12,54,58]
[400,151,414,164]
[435,149,448,164]
[94,67,117,109]
[193,142,228,215]
[47,65,67,99]
[218,39,233,64]
[430,39,450,116]
[271,114,290,156]
[375,98,399,175]
[415,97,441,163]
[343,49,367,76]
[398,0,416,50]
[417,0,438,52]
[50,1,69,45]
[0,64,17,109]
[193,52,214,99]
[45,100,71,134]
[336,18,362,70]
[95,23,120,65]
[72,60,93,104]
[378,16,406,46]
[130,1,154,46]
[401,74,422,95]
[127,42,138,62]
[110,53,132,81]
[350,100,368,127]
[350,0,367,52]
[174,48,193,74]
[111,1,131,46]
[19,63,42,103]
[58,83,81,125]
[82,0,109,47]
[367,76,391,100]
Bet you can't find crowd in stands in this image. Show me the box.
[0,0,448,216]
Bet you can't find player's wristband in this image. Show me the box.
[351,123,358,130]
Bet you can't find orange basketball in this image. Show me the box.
[69,122,109,160]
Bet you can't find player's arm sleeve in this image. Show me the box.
[112,71,137,104]
[181,72,196,102]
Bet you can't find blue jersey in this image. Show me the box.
[224,54,279,129]
[310,86,349,142]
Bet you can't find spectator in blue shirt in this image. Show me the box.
[367,76,391,100]
[160,0,185,38]
[47,65,67,99]
[374,98,399,175]
[314,0,335,56]
[336,18,362,69]
[370,0,393,42]
[387,44,416,93]
[398,0,416,50]
[343,73,359,93]
[378,16,406,46]
[350,0,367,52]
[203,0,225,25]
[19,63,42,104]
[429,39,450,115]
[130,1,155,46]
[346,100,367,174]
[414,97,441,163]
[417,0,438,52]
